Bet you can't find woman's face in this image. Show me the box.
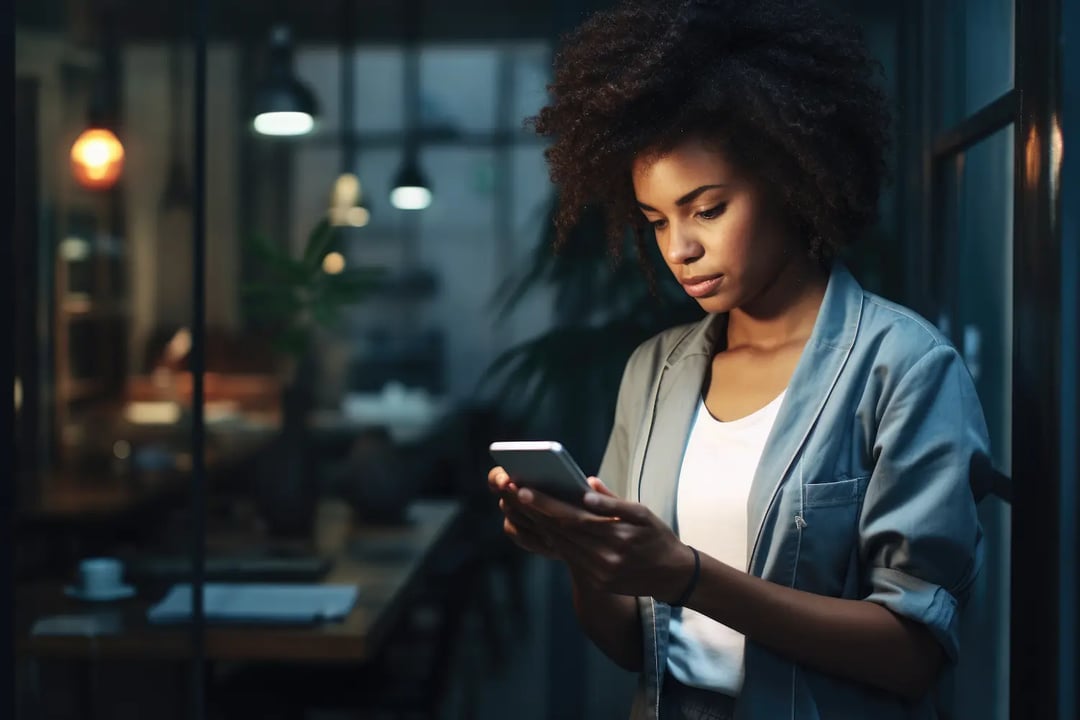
[631,137,802,314]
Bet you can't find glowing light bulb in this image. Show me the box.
[253,111,314,136]
[389,186,432,210]
[322,251,346,274]
[71,128,125,190]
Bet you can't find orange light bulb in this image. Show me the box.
[71,128,125,190]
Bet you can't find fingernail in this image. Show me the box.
[584,492,600,506]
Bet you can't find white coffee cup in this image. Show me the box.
[77,557,124,596]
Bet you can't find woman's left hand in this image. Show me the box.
[511,477,696,602]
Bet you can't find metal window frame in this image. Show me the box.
[1010,0,1065,718]
[919,0,1067,718]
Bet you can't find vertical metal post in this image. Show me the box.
[1054,1,1078,716]
[2,0,17,711]
[1011,0,1065,718]
[190,0,209,716]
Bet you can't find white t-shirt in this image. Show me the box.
[666,390,786,695]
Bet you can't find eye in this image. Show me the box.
[697,203,727,220]
[648,217,668,230]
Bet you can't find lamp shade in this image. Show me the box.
[71,127,125,190]
[252,26,318,137]
[389,155,432,210]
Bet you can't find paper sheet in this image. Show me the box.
[147,583,358,624]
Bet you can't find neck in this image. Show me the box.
[726,257,829,351]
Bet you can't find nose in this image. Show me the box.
[664,223,704,266]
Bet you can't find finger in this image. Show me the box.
[587,476,618,497]
[582,492,651,524]
[487,466,511,493]
[500,499,549,537]
[503,511,601,568]
[517,487,617,524]
[503,517,556,557]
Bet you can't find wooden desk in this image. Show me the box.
[17,499,462,664]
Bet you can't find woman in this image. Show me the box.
[488,1,991,718]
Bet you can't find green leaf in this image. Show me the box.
[302,218,337,273]
[310,297,342,329]
[272,324,311,358]
[248,232,306,283]
[242,283,304,322]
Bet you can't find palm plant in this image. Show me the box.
[244,219,385,365]
[241,219,384,535]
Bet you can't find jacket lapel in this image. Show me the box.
[630,263,863,570]
[634,315,725,523]
[745,263,862,572]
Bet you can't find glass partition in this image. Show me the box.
[935,126,1014,720]
[932,0,1016,131]
[15,2,559,716]
[15,1,201,716]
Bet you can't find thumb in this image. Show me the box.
[587,476,617,497]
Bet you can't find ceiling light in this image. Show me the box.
[252,26,318,137]
[390,154,433,210]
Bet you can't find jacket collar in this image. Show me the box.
[634,262,864,571]
[661,262,861,368]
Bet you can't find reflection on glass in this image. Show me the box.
[935,0,1015,129]
[941,126,1013,720]
[16,8,557,711]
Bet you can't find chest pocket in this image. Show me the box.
[794,475,869,597]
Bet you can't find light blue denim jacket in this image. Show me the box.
[597,262,991,719]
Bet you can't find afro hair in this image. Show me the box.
[530,0,891,264]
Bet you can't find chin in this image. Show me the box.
[690,283,741,314]
[694,296,737,314]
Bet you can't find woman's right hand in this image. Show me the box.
[487,466,560,559]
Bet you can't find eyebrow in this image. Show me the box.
[636,184,726,212]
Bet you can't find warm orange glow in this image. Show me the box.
[1024,124,1041,189]
[71,128,125,190]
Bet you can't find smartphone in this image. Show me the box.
[489,441,592,504]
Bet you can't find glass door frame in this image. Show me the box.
[906,0,1070,718]
[1010,1,1068,718]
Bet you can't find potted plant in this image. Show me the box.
[242,219,384,536]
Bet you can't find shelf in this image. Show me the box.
[61,295,93,314]
[59,296,127,317]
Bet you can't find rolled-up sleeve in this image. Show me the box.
[859,344,990,663]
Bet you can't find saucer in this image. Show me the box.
[64,584,136,602]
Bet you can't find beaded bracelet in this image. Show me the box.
[670,545,701,608]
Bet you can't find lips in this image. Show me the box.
[679,274,723,298]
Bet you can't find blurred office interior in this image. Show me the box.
[7,0,1078,718]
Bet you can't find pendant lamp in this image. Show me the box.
[71,12,124,191]
[252,25,319,137]
[71,128,125,190]
[389,0,432,211]
[389,151,432,210]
